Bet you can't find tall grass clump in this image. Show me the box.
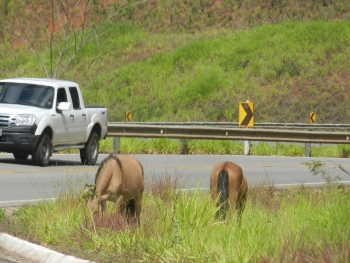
[186,139,244,154]
[119,138,182,154]
[245,184,350,262]
[0,209,5,222]
[13,199,86,246]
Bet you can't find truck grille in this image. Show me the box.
[0,114,16,127]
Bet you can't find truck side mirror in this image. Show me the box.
[56,102,71,113]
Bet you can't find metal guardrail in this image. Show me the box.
[107,123,350,144]
[109,122,350,130]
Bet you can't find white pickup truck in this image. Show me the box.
[0,78,108,166]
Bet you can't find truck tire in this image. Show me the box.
[32,133,51,167]
[80,131,99,165]
[13,152,29,160]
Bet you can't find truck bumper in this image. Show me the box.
[0,132,40,152]
[0,125,39,153]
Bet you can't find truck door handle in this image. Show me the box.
[82,113,86,118]
[70,114,74,119]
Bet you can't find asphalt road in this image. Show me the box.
[1,152,350,208]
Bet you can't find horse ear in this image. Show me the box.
[83,184,89,194]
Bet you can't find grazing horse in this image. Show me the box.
[84,153,144,225]
[210,161,248,220]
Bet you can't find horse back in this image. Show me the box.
[225,161,248,203]
[210,161,245,197]
[115,155,145,197]
[225,161,244,192]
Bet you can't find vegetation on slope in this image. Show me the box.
[0,0,349,123]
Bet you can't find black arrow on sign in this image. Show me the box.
[126,112,131,122]
[310,112,315,123]
[241,103,254,126]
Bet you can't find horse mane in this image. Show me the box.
[94,153,120,184]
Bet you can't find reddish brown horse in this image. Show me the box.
[84,153,144,225]
[210,161,248,220]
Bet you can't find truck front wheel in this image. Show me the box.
[13,152,29,160]
[32,133,51,167]
[80,131,99,165]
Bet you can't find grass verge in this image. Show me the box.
[0,177,349,262]
[93,137,350,158]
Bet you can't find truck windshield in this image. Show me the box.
[0,82,54,109]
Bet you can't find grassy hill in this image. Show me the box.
[1,0,350,123]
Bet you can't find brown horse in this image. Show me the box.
[84,153,144,225]
[210,161,248,220]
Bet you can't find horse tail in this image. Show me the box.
[126,200,136,219]
[217,168,229,219]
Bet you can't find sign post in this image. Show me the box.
[114,111,132,153]
[305,112,316,157]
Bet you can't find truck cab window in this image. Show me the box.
[37,87,54,108]
[56,88,68,106]
[69,87,81,110]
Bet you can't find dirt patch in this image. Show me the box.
[3,207,18,217]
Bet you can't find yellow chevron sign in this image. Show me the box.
[310,112,316,124]
[239,102,254,127]
[125,111,132,122]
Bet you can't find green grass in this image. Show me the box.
[95,137,350,158]
[78,20,350,123]
[1,180,349,262]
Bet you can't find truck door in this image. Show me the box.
[68,86,87,144]
[52,87,73,144]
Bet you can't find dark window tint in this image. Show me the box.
[69,87,81,110]
[56,88,68,106]
[0,82,54,108]
[0,83,3,100]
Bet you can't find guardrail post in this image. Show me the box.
[244,140,250,155]
[305,143,311,157]
[304,128,312,157]
[180,139,189,154]
[113,137,120,153]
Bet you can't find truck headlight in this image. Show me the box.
[15,114,36,125]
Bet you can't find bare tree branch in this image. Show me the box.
[0,0,148,78]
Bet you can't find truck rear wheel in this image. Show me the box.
[32,132,51,167]
[80,131,99,165]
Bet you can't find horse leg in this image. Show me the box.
[236,176,248,223]
[228,189,238,217]
[135,198,142,226]
[86,197,100,222]
[100,199,107,215]
[116,195,126,219]
[228,176,242,219]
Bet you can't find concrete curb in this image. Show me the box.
[0,233,96,263]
